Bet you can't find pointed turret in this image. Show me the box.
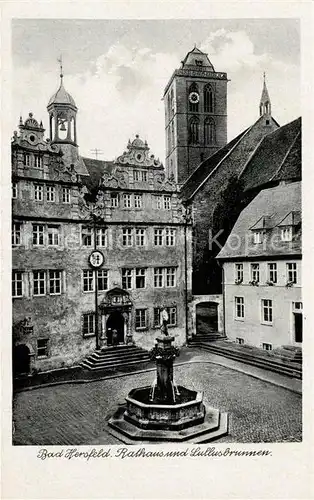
[259,72,271,117]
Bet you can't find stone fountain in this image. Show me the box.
[108,318,228,444]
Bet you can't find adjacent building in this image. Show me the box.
[12,71,192,375]
[217,181,302,350]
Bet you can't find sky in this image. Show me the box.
[12,19,300,162]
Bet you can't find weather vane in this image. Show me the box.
[57,55,63,80]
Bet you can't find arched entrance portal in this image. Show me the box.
[13,344,31,376]
[106,311,125,346]
[196,302,218,334]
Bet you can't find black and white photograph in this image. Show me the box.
[2,5,313,499]
[11,17,303,446]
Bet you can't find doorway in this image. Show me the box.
[196,302,218,334]
[106,311,125,345]
[13,344,30,377]
[294,313,303,343]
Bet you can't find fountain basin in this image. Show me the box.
[124,386,205,430]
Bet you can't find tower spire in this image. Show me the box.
[259,72,271,117]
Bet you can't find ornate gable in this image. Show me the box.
[115,135,163,168]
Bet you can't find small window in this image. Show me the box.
[154,268,164,288]
[293,301,303,311]
[166,267,176,287]
[135,309,147,329]
[34,155,43,169]
[287,262,297,284]
[97,269,108,291]
[122,268,133,289]
[82,314,95,337]
[133,170,140,182]
[49,270,62,295]
[135,228,145,246]
[83,270,94,292]
[46,186,55,202]
[281,227,292,242]
[195,59,203,66]
[134,194,142,209]
[62,187,71,204]
[34,184,43,202]
[251,263,260,283]
[122,228,133,247]
[155,196,162,210]
[253,231,264,244]
[235,263,243,283]
[96,228,107,247]
[142,171,148,182]
[262,343,272,351]
[267,263,277,284]
[37,338,49,358]
[24,153,30,166]
[12,182,18,199]
[33,271,46,296]
[123,194,132,208]
[135,268,146,289]
[154,228,163,246]
[110,193,119,208]
[32,224,44,246]
[261,299,273,324]
[236,338,244,345]
[153,306,177,327]
[165,228,175,246]
[164,196,171,210]
[47,225,60,246]
[82,226,93,247]
[235,297,244,319]
[12,271,23,298]
[12,223,22,246]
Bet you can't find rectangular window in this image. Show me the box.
[34,184,43,201]
[47,225,60,246]
[82,226,93,247]
[83,270,94,292]
[236,338,244,345]
[135,268,146,289]
[253,231,264,244]
[154,306,177,327]
[164,196,171,210]
[262,343,272,351]
[122,228,132,247]
[37,339,49,358]
[154,228,163,246]
[165,228,175,246]
[154,267,164,288]
[34,155,43,169]
[251,263,260,283]
[135,309,147,329]
[33,271,46,296]
[12,182,18,199]
[166,267,176,287]
[281,227,292,242]
[46,185,55,202]
[287,262,297,284]
[292,301,303,311]
[97,269,108,291]
[33,224,44,246]
[235,297,244,319]
[49,270,62,295]
[156,196,162,210]
[110,193,119,207]
[142,171,148,182]
[133,170,140,181]
[123,194,132,208]
[135,228,145,246]
[134,194,142,209]
[82,313,95,337]
[262,299,273,323]
[12,271,23,298]
[122,268,133,289]
[235,263,243,282]
[96,228,107,247]
[267,263,277,283]
[12,223,21,245]
[62,187,71,203]
[24,154,30,166]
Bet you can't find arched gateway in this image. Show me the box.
[99,288,133,347]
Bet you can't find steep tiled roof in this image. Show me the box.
[240,117,301,191]
[81,157,115,191]
[179,128,249,200]
[217,181,301,260]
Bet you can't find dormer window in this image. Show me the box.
[253,230,264,244]
[195,60,203,66]
[281,227,293,242]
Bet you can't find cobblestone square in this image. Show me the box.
[13,361,302,445]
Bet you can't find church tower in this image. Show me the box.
[47,58,78,165]
[164,47,228,185]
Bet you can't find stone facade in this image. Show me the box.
[12,81,192,375]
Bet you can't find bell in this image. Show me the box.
[60,121,66,131]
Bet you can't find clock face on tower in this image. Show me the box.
[189,91,200,104]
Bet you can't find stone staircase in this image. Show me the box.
[191,331,227,343]
[189,339,302,379]
[81,345,151,372]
